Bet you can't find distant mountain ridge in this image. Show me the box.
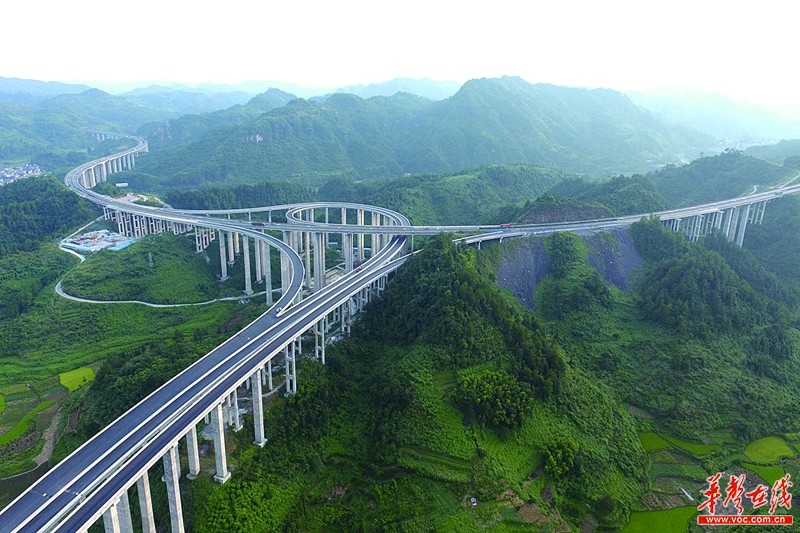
[0,77,92,102]
[629,88,800,146]
[334,77,461,100]
[134,77,713,188]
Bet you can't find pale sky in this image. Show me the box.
[3,0,798,115]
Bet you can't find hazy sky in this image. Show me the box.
[3,0,797,113]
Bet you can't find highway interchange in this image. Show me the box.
[2,135,799,532]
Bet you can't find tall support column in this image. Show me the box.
[264,242,273,305]
[736,204,750,246]
[234,232,240,255]
[357,210,365,262]
[304,230,312,289]
[102,501,121,533]
[284,346,292,394]
[291,340,298,394]
[251,370,267,446]
[136,472,156,533]
[267,359,273,390]
[243,236,253,295]
[728,206,741,241]
[163,445,185,533]
[314,232,325,291]
[232,389,242,431]
[281,231,291,295]
[756,201,767,224]
[316,319,326,364]
[218,230,228,280]
[343,233,354,272]
[226,231,235,264]
[254,239,263,283]
[118,490,134,533]
[186,426,200,480]
[211,404,231,483]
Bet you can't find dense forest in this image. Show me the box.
[0,176,97,254]
[648,150,793,206]
[125,77,711,190]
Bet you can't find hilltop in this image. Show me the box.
[127,77,714,189]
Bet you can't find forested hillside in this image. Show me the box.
[146,236,645,531]
[0,176,97,254]
[649,150,793,206]
[128,77,712,189]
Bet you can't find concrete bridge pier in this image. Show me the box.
[303,228,312,290]
[186,426,200,480]
[343,233,354,272]
[218,230,229,280]
[163,444,185,532]
[211,404,231,484]
[251,369,267,447]
[136,472,157,533]
[254,239,263,283]
[281,231,291,296]
[116,490,134,533]
[232,389,242,431]
[226,231,235,265]
[243,237,253,295]
[735,204,751,246]
[102,500,120,533]
[315,317,326,364]
[313,232,325,291]
[263,241,273,305]
[357,210,365,263]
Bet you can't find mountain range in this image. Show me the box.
[133,77,714,188]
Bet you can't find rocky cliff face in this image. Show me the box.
[494,228,643,310]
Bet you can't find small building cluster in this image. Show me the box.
[0,163,43,185]
[61,230,136,253]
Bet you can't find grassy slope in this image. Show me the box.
[0,232,261,483]
[60,233,221,303]
[187,239,647,531]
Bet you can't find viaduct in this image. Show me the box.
[0,132,795,532]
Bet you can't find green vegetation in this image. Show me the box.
[650,150,791,206]
[58,367,95,393]
[549,174,669,216]
[321,164,567,225]
[60,233,222,303]
[165,181,314,210]
[0,176,97,255]
[660,435,719,456]
[639,432,670,452]
[742,463,786,486]
[507,192,614,224]
[178,237,646,531]
[745,196,800,283]
[622,506,696,533]
[744,437,796,463]
[0,244,76,319]
[134,77,706,189]
[0,395,5,417]
[0,401,54,446]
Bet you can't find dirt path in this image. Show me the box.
[34,404,61,466]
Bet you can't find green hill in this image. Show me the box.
[649,150,792,206]
[130,77,713,189]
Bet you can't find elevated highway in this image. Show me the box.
[2,132,798,532]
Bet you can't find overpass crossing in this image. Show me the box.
[1,132,797,532]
